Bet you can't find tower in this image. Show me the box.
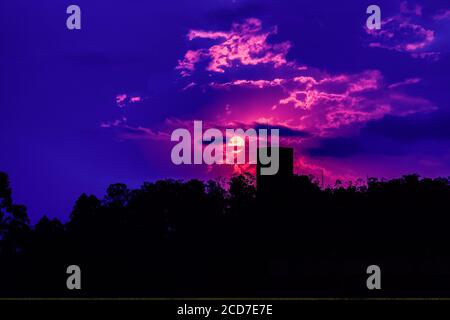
[257,147,294,196]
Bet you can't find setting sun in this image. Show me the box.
[228,136,245,154]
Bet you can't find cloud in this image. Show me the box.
[305,111,450,159]
[100,118,169,141]
[253,122,310,138]
[207,69,434,136]
[178,17,435,136]
[115,94,127,107]
[305,137,364,158]
[433,9,450,21]
[363,111,450,142]
[365,1,440,59]
[366,18,434,53]
[388,77,421,89]
[103,15,440,183]
[170,17,438,177]
[176,18,292,76]
[209,78,285,89]
[173,16,438,180]
[278,71,381,111]
[115,94,145,108]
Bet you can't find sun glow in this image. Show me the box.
[227,136,245,154]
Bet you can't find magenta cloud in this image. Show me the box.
[367,17,434,53]
[433,9,450,21]
[365,1,444,59]
[206,69,434,136]
[115,94,144,108]
[388,77,421,89]
[172,17,437,179]
[104,16,438,182]
[176,18,292,76]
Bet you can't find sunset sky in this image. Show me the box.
[1,0,449,221]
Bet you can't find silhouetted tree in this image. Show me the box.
[0,172,12,238]
[0,171,449,297]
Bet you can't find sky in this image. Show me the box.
[0,0,449,222]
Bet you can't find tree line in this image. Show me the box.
[1,171,450,296]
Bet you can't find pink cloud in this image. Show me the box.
[115,94,144,108]
[115,94,127,108]
[177,17,401,137]
[176,50,205,77]
[100,117,169,141]
[130,96,142,103]
[207,69,413,134]
[209,78,285,90]
[433,9,450,21]
[103,16,439,184]
[176,18,292,76]
[173,17,436,145]
[365,2,440,59]
[206,65,435,136]
[100,117,127,128]
[367,17,434,53]
[388,77,421,89]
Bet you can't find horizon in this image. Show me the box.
[2,168,447,224]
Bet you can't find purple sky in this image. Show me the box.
[1,0,449,222]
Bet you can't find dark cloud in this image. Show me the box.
[253,123,310,138]
[306,111,450,158]
[363,111,450,141]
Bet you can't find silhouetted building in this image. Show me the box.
[257,147,294,196]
